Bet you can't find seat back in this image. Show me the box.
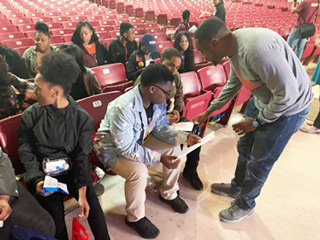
[0,113,25,175]
[197,64,227,91]
[3,38,34,49]
[193,49,205,65]
[181,71,202,99]
[77,92,122,131]
[157,41,173,55]
[1,25,19,33]
[91,63,127,89]
[234,86,252,106]
[183,91,212,120]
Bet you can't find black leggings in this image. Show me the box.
[35,172,110,240]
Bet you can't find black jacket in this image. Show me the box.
[17,96,94,192]
[108,36,138,67]
[78,40,112,68]
[0,46,29,79]
[214,2,226,23]
[127,49,161,81]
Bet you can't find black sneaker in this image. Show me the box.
[125,217,160,239]
[183,170,203,191]
[159,194,189,213]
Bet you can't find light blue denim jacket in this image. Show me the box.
[94,85,188,171]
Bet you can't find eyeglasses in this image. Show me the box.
[152,85,171,96]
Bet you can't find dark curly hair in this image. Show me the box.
[39,52,80,96]
[71,21,99,45]
[173,31,195,73]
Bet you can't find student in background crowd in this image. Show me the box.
[287,0,319,60]
[17,52,111,240]
[0,148,56,240]
[72,21,112,68]
[213,0,226,22]
[135,48,204,190]
[193,17,313,222]
[300,34,320,134]
[0,56,36,120]
[94,63,201,239]
[173,10,191,38]
[173,31,195,73]
[108,22,138,67]
[127,33,161,81]
[23,22,56,78]
[0,46,29,79]
[56,43,102,101]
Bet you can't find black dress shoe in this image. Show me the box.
[183,170,203,191]
[159,194,189,213]
[125,217,160,239]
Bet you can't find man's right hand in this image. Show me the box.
[160,155,180,169]
[0,196,12,221]
[192,110,211,126]
[36,181,53,197]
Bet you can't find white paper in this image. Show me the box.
[170,122,194,131]
[177,131,215,159]
[189,25,198,33]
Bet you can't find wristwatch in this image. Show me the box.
[251,118,260,128]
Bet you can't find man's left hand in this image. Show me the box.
[232,117,256,135]
[187,134,201,146]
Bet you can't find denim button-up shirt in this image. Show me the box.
[94,85,188,171]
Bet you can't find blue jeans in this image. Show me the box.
[231,98,309,210]
[287,28,308,60]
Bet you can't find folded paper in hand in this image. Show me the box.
[177,131,215,159]
[188,25,197,33]
[43,175,69,195]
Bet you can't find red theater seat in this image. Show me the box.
[77,91,122,131]
[1,25,19,33]
[197,65,227,91]
[91,63,127,89]
[3,38,34,49]
[157,41,173,55]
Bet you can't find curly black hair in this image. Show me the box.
[71,21,99,45]
[140,63,174,87]
[39,52,80,96]
[173,31,195,73]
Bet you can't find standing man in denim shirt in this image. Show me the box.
[193,17,313,222]
[94,64,201,239]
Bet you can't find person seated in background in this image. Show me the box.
[23,22,56,78]
[127,33,161,81]
[173,31,195,73]
[17,52,110,240]
[134,48,204,190]
[71,21,111,68]
[56,43,102,100]
[108,22,138,67]
[213,0,226,23]
[0,148,55,240]
[0,46,29,79]
[94,64,201,239]
[0,56,36,120]
[173,10,191,39]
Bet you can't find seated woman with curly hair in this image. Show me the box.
[173,31,195,73]
[17,51,111,240]
[0,56,36,120]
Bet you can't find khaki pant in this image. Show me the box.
[112,134,181,222]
